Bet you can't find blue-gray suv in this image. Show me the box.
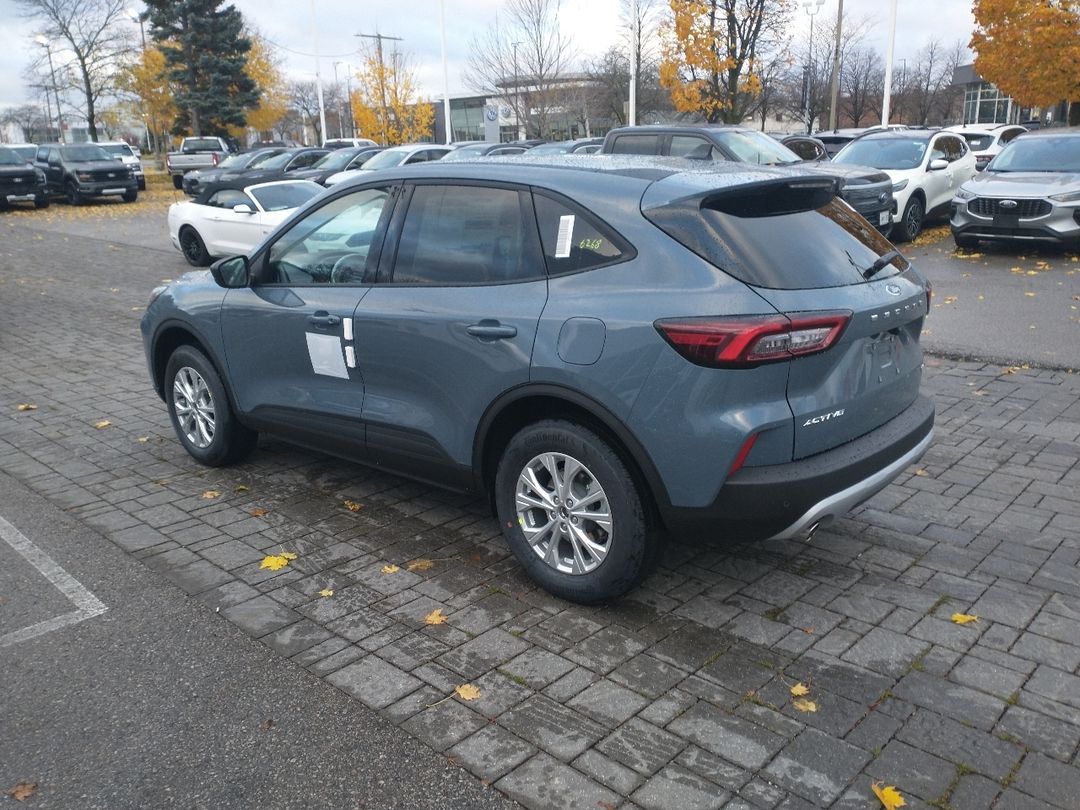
[141,156,934,604]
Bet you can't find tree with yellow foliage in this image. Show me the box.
[659,0,792,123]
[244,32,289,136]
[350,44,433,145]
[115,45,177,153]
[971,0,1080,116]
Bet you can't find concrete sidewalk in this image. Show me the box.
[2,211,1080,809]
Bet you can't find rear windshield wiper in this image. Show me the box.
[863,249,903,279]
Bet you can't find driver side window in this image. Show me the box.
[264,186,393,285]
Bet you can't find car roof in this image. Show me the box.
[855,130,939,142]
[192,177,322,204]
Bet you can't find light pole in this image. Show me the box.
[827,0,845,131]
[126,8,154,153]
[334,61,355,138]
[628,0,638,126]
[439,0,452,144]
[512,41,522,140]
[881,0,898,127]
[308,0,327,146]
[802,0,825,134]
[331,60,345,138]
[35,35,64,144]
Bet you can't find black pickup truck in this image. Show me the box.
[0,145,48,209]
[35,143,138,205]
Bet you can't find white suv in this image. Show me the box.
[834,130,978,241]
[945,124,1028,171]
[98,140,145,190]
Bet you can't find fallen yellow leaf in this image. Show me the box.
[425,608,447,625]
[250,507,270,517]
[914,469,928,476]
[93,419,112,429]
[792,698,818,713]
[318,588,334,597]
[407,558,434,572]
[202,490,221,499]
[871,781,906,810]
[7,780,37,801]
[1024,292,1036,297]
[790,682,810,697]
[951,613,979,625]
[343,500,363,512]
[381,564,400,574]
[234,484,250,493]
[259,553,296,571]
[455,683,481,701]
[137,436,149,443]
[16,403,37,411]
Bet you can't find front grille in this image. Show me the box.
[0,173,37,192]
[842,182,891,212]
[89,170,127,182]
[969,197,1051,218]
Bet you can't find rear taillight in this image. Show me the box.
[655,312,850,368]
[212,153,220,166]
[728,433,759,475]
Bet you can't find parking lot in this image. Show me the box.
[2,185,1080,809]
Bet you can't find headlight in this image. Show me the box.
[1050,190,1080,203]
[35,169,45,182]
[147,284,168,307]
[892,179,909,192]
[954,187,975,200]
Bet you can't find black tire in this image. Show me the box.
[164,345,257,467]
[494,419,658,604]
[179,226,210,267]
[122,189,138,203]
[953,232,978,250]
[895,195,924,242]
[34,194,49,209]
[138,179,146,191]
[65,181,83,206]
[172,174,183,189]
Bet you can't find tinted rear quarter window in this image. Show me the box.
[610,134,659,155]
[645,186,906,289]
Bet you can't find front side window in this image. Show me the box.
[390,184,535,285]
[670,136,712,158]
[265,186,393,284]
[532,193,629,275]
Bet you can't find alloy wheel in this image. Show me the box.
[172,366,216,449]
[515,452,612,575]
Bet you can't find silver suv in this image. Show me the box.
[141,157,933,603]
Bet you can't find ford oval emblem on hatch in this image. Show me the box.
[999,199,1018,209]
[885,283,902,296]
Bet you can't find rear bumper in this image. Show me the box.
[660,394,934,540]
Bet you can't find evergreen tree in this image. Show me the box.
[143,0,258,136]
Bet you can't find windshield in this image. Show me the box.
[60,145,111,162]
[101,143,133,157]
[248,182,322,211]
[11,145,37,160]
[257,152,296,170]
[0,147,27,165]
[360,147,410,170]
[714,131,800,165]
[835,137,929,170]
[528,142,572,155]
[442,144,490,161]
[312,150,360,170]
[988,136,1080,172]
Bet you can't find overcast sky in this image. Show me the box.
[0,0,975,112]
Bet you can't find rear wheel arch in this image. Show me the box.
[474,386,668,526]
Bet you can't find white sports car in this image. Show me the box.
[168,179,323,266]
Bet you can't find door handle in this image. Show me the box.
[308,311,341,328]
[466,321,517,340]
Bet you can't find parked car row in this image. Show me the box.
[1,141,142,210]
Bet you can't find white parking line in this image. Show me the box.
[0,515,107,647]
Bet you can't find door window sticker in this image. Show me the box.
[306,332,349,378]
[555,214,575,258]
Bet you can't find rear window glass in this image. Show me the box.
[533,193,630,274]
[183,138,224,152]
[645,189,907,289]
[960,134,993,150]
[609,134,658,155]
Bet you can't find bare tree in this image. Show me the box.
[842,46,883,127]
[288,80,324,144]
[1,103,49,141]
[907,38,965,126]
[464,0,572,139]
[17,0,132,141]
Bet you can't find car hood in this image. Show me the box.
[70,160,129,172]
[0,164,36,176]
[961,171,1080,197]
[799,162,891,185]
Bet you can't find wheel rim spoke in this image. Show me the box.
[515,450,612,576]
[172,366,215,449]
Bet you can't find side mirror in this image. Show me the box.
[209,255,249,288]
[232,203,254,214]
[929,158,949,171]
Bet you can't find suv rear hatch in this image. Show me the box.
[643,174,929,461]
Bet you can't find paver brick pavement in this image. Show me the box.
[3,211,1080,807]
